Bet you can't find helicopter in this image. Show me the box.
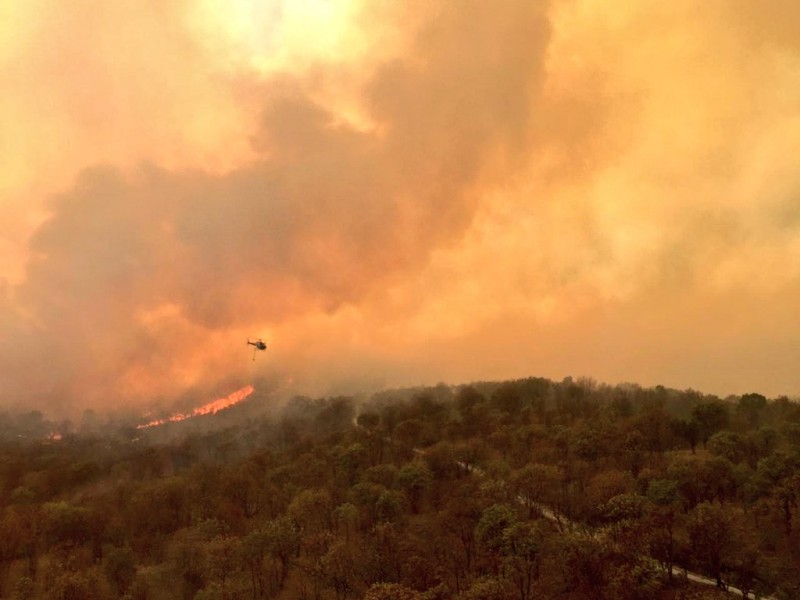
[247,338,268,361]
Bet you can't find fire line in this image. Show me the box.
[137,384,255,429]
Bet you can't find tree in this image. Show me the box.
[103,545,136,596]
[47,569,104,600]
[701,457,738,505]
[644,480,680,578]
[756,452,800,534]
[0,509,24,588]
[456,386,484,418]
[457,576,515,600]
[779,422,800,455]
[314,397,356,436]
[42,502,92,548]
[501,522,541,600]
[688,502,732,588]
[584,470,636,522]
[373,489,405,524]
[264,517,300,590]
[439,481,483,588]
[395,420,425,449]
[207,535,241,599]
[362,523,404,584]
[363,464,399,489]
[550,534,609,599]
[357,412,384,464]
[12,575,34,600]
[288,489,333,534]
[321,541,359,600]
[737,394,767,430]
[334,503,359,542]
[357,412,380,431]
[672,418,700,453]
[491,383,524,419]
[365,582,423,600]
[510,464,562,519]
[476,504,518,574]
[707,431,746,464]
[220,462,265,520]
[634,401,674,453]
[753,426,778,460]
[725,520,770,600]
[336,443,368,486]
[240,529,269,600]
[397,461,433,513]
[127,476,188,538]
[599,493,645,525]
[692,402,730,448]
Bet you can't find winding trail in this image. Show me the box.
[353,416,778,600]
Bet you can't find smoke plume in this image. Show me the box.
[2,0,800,416]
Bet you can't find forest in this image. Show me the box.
[0,376,799,600]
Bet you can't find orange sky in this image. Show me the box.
[2,0,800,416]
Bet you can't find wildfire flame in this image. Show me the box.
[137,384,255,429]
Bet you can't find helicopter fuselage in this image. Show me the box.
[247,340,267,350]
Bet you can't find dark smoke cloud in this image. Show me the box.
[1,0,552,415]
[5,0,800,414]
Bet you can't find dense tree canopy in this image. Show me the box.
[0,377,797,599]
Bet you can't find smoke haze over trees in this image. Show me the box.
[2,0,800,415]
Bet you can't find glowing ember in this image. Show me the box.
[137,384,255,429]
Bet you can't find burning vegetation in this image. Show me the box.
[136,384,256,429]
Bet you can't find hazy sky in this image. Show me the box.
[2,0,800,415]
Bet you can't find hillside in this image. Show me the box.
[0,377,798,599]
